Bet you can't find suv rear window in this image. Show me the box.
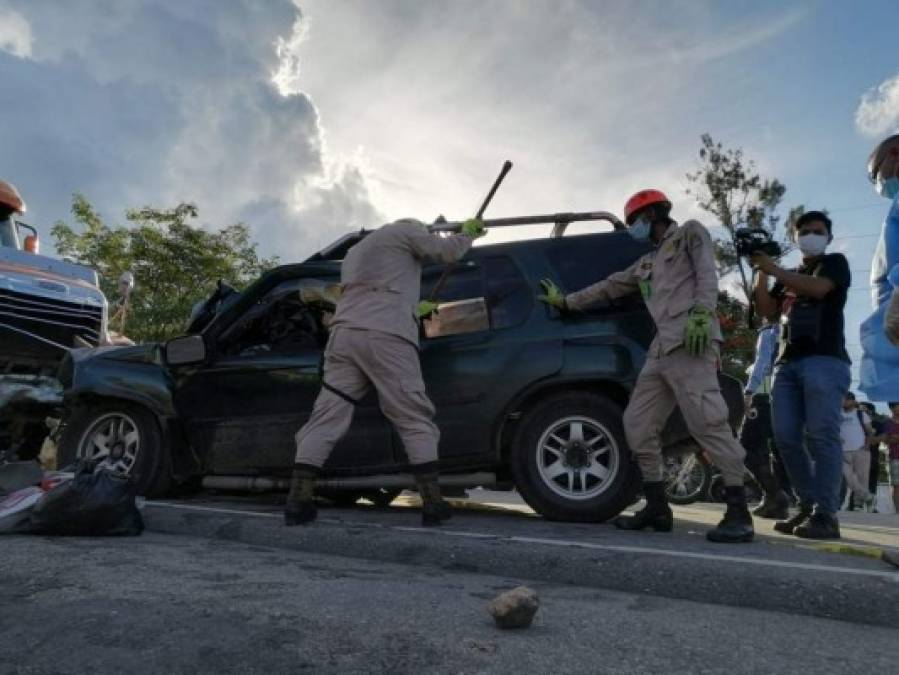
[543,234,649,311]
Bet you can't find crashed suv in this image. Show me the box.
[57,212,742,522]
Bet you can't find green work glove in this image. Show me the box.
[461,218,487,239]
[417,300,439,319]
[537,279,567,310]
[684,306,713,356]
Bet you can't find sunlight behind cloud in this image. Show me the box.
[0,5,32,58]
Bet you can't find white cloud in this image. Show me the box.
[0,4,31,58]
[0,0,380,263]
[287,0,804,237]
[855,73,899,137]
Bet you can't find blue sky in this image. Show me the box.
[1,0,897,393]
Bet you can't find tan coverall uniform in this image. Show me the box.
[294,218,473,469]
[565,221,746,485]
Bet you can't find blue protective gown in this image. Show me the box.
[859,193,899,400]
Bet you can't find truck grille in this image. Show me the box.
[0,288,103,348]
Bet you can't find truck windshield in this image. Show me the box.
[0,217,20,249]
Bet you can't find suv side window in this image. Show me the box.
[421,262,489,339]
[483,256,532,330]
[420,256,532,337]
[217,278,333,357]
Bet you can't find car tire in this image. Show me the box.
[510,391,638,522]
[58,402,171,497]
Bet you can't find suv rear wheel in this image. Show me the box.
[510,392,638,522]
[58,402,170,496]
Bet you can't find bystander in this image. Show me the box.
[840,393,875,511]
[858,402,884,512]
[882,402,899,513]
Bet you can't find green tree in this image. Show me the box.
[686,134,810,382]
[52,195,277,342]
[717,289,761,382]
[686,134,802,310]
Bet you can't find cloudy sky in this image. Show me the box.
[2,0,898,388]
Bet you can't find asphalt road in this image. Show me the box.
[3,532,898,675]
[141,489,899,625]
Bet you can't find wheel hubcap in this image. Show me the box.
[77,413,140,476]
[535,416,618,500]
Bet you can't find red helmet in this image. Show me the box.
[0,180,26,214]
[624,189,670,225]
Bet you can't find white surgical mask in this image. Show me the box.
[628,216,652,242]
[798,233,828,257]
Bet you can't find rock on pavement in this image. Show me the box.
[488,586,539,629]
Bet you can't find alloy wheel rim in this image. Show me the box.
[665,454,705,499]
[535,416,618,500]
[77,412,140,476]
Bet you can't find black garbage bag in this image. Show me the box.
[30,461,144,536]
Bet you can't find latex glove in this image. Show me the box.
[417,300,439,319]
[684,306,713,356]
[537,279,567,310]
[461,218,487,239]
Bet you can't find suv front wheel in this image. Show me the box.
[510,392,638,522]
[57,402,170,497]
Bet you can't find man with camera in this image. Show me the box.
[751,211,851,539]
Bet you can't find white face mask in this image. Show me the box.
[798,233,828,257]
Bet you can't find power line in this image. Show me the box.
[832,233,880,241]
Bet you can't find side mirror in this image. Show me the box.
[23,234,39,253]
[165,334,207,366]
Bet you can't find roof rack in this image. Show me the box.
[429,211,625,237]
[304,211,625,262]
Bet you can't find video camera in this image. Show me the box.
[734,227,782,258]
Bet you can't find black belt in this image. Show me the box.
[318,353,361,406]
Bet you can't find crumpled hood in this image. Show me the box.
[69,342,161,365]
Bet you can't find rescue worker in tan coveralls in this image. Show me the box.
[538,190,754,543]
[285,217,487,527]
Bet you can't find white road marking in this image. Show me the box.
[149,501,899,582]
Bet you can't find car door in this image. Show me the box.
[418,255,547,468]
[172,277,394,475]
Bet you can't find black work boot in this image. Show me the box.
[415,472,452,527]
[284,464,319,526]
[706,486,754,543]
[614,482,673,532]
[773,503,813,535]
[750,463,790,519]
[794,511,841,540]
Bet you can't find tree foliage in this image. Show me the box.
[52,195,277,342]
[717,289,761,382]
[686,134,802,310]
[686,134,812,381]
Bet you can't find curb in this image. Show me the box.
[142,501,899,628]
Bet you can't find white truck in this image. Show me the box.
[1,204,109,460]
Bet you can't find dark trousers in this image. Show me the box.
[868,445,880,494]
[739,394,791,494]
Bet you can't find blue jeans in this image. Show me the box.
[771,356,851,515]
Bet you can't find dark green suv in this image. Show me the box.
[57,214,742,522]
